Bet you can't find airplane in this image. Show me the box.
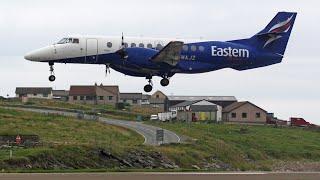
[24,12,297,92]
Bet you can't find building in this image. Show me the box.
[68,84,119,105]
[15,87,53,99]
[222,101,267,124]
[52,90,69,101]
[167,95,237,108]
[149,91,168,112]
[120,93,150,106]
[171,100,222,122]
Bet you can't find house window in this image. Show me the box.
[156,95,159,98]
[86,96,93,100]
[242,113,247,118]
[133,100,138,104]
[43,94,48,97]
[33,93,37,96]
[231,113,236,118]
[80,96,84,100]
[73,96,77,100]
[108,96,113,100]
[123,99,127,103]
[256,112,261,118]
[99,96,104,100]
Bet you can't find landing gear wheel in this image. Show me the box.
[49,75,56,82]
[144,84,153,92]
[160,78,169,87]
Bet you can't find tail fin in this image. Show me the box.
[233,12,297,56]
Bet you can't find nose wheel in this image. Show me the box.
[144,77,153,92]
[48,62,56,82]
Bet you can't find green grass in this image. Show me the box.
[149,122,320,170]
[0,107,143,161]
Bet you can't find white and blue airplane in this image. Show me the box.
[25,12,296,92]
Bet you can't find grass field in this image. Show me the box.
[149,122,320,170]
[0,107,143,162]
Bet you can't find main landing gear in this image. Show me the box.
[48,62,56,82]
[143,75,171,92]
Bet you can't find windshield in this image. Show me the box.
[57,38,79,44]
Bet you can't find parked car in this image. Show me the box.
[150,115,159,121]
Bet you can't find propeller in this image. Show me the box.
[116,32,128,60]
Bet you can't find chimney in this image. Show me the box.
[100,83,103,87]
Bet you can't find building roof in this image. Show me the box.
[52,90,69,97]
[120,93,142,100]
[69,84,119,96]
[15,87,52,95]
[167,96,237,101]
[171,100,219,109]
[69,86,96,96]
[223,101,267,113]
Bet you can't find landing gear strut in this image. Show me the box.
[48,62,56,82]
[144,77,153,92]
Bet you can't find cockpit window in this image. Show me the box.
[73,38,79,43]
[57,38,79,44]
[57,38,68,44]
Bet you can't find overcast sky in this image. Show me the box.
[0,0,319,124]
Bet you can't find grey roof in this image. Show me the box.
[167,96,237,101]
[142,94,151,100]
[52,90,69,97]
[171,101,196,108]
[15,87,52,95]
[190,105,218,112]
[120,93,142,100]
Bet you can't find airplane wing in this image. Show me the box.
[150,41,184,66]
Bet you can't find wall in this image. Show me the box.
[226,103,267,123]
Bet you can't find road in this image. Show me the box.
[0,172,319,180]
[4,107,181,146]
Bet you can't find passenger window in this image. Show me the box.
[182,45,188,51]
[73,39,79,44]
[147,43,153,49]
[156,44,163,50]
[139,43,144,48]
[191,45,197,52]
[107,42,112,48]
[131,43,136,48]
[199,46,205,52]
[123,43,128,48]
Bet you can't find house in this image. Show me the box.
[171,100,222,122]
[52,90,69,101]
[15,87,53,99]
[120,93,150,106]
[167,95,237,108]
[222,101,267,124]
[149,91,168,112]
[68,83,119,105]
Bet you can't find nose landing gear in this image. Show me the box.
[48,62,56,82]
[144,76,153,92]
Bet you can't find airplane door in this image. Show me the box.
[86,39,98,63]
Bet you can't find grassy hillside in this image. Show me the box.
[149,122,320,171]
[0,107,146,170]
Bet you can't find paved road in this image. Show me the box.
[4,107,181,146]
[0,172,319,180]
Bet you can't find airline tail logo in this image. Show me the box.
[264,15,294,48]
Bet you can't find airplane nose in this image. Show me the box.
[24,46,54,61]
